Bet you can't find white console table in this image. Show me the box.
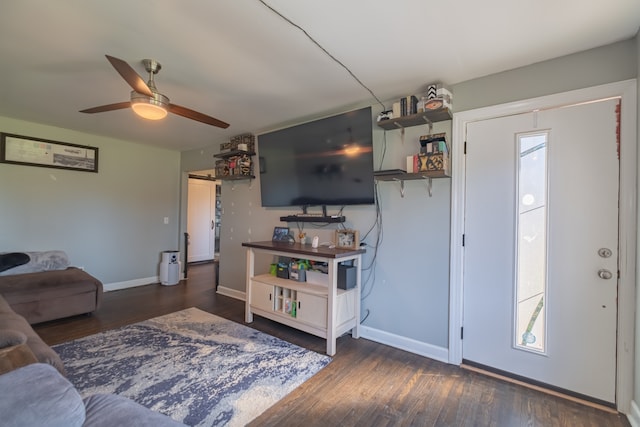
[242,241,364,356]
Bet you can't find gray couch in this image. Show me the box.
[0,363,186,427]
[0,294,185,426]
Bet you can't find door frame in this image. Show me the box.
[187,176,219,263]
[448,79,637,412]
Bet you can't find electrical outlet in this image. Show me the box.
[164,217,169,224]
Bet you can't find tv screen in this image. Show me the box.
[258,107,375,208]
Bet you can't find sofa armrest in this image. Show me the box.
[0,328,27,348]
[0,342,38,375]
[0,296,67,375]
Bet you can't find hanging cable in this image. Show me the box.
[258,0,386,111]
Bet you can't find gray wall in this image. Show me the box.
[452,38,637,111]
[181,37,638,353]
[0,117,181,285]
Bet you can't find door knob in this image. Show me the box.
[597,269,613,280]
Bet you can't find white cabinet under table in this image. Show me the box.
[243,241,364,356]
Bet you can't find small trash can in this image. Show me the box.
[159,250,180,286]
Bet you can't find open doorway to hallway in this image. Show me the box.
[187,170,221,285]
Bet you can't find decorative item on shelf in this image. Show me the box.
[289,258,309,282]
[406,156,415,173]
[415,152,449,174]
[219,133,256,153]
[418,83,453,112]
[376,110,394,122]
[289,268,305,282]
[276,256,291,279]
[215,159,229,176]
[396,132,451,176]
[436,85,453,109]
[335,229,360,250]
[230,153,252,176]
[419,133,448,154]
[392,102,401,118]
[424,98,444,111]
[400,95,419,116]
[276,264,289,279]
[426,84,438,99]
[272,226,294,242]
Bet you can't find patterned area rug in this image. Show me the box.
[53,307,331,426]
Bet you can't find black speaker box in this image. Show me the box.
[338,264,356,290]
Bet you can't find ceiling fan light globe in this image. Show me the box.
[130,91,169,120]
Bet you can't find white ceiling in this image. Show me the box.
[1,0,638,152]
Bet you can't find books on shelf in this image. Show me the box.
[400,95,419,116]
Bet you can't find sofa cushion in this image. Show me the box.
[0,363,85,427]
[0,267,100,303]
[83,394,186,427]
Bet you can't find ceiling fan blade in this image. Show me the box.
[169,104,230,129]
[79,101,131,114]
[105,55,153,97]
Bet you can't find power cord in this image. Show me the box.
[257,0,386,111]
[258,0,390,325]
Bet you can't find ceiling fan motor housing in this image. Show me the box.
[130,90,170,120]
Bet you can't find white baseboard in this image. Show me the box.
[216,285,245,301]
[104,273,193,292]
[103,282,448,366]
[359,325,449,364]
[628,400,640,427]
[103,278,246,299]
[104,276,159,292]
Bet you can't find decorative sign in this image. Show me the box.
[0,133,98,173]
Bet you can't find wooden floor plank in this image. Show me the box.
[33,263,631,427]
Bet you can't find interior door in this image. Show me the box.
[187,178,217,263]
[462,98,619,404]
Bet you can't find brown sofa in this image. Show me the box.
[0,267,103,324]
[0,293,65,374]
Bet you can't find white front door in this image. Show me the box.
[462,98,619,404]
[187,178,217,262]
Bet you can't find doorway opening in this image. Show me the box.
[187,170,221,286]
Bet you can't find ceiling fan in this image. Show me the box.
[80,55,229,129]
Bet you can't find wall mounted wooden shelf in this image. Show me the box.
[376,107,452,130]
[374,170,450,197]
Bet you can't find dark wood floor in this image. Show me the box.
[34,263,631,427]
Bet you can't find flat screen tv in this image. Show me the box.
[258,106,375,208]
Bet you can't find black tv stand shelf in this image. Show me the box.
[280,215,346,223]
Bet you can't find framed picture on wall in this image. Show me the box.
[0,132,99,173]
